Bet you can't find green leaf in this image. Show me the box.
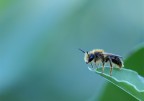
[94,67,144,101]
[125,47,144,76]
[97,47,144,101]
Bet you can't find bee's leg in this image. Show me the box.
[94,64,98,70]
[101,55,105,74]
[88,63,95,71]
[91,63,93,68]
[102,61,105,73]
[94,59,98,69]
[108,56,113,76]
[98,63,100,68]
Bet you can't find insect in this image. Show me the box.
[79,48,124,76]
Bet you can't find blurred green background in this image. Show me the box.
[0,0,143,101]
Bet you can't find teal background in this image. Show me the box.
[0,0,143,101]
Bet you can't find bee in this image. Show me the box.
[79,48,124,76]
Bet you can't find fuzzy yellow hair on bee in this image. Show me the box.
[93,49,104,53]
[79,48,124,76]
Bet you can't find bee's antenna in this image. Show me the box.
[86,51,89,56]
[86,51,88,54]
[78,48,85,53]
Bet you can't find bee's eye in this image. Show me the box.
[89,54,94,62]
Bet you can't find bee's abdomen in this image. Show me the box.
[111,56,122,68]
[105,56,123,68]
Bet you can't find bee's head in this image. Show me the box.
[79,48,94,64]
[84,52,95,64]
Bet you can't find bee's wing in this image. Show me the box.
[103,52,123,58]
